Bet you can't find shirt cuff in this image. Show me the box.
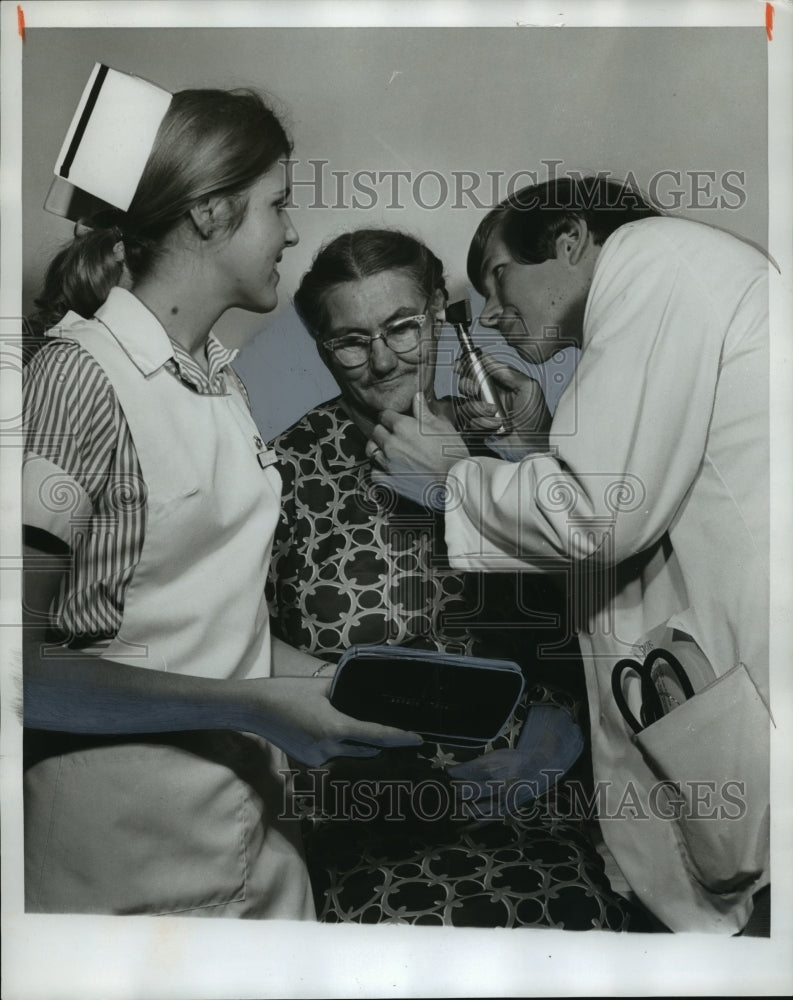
[484,435,540,462]
[444,457,555,574]
[23,455,92,546]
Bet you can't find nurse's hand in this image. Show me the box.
[366,393,469,505]
[242,675,423,767]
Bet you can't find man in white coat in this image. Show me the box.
[368,176,771,933]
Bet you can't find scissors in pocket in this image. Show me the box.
[611,647,696,734]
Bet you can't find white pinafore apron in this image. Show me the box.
[24,289,314,918]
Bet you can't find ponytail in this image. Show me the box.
[26,222,127,336]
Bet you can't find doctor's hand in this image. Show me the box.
[365,393,470,507]
[455,355,552,452]
[241,675,423,768]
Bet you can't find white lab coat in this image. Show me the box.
[444,217,770,932]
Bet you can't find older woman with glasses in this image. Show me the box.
[269,230,471,657]
[264,228,656,931]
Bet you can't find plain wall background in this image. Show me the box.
[22,26,768,438]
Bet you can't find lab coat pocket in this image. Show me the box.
[635,663,770,894]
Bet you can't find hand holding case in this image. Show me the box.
[329,644,525,747]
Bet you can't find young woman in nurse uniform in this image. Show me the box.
[22,67,418,918]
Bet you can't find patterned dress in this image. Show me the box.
[267,397,651,930]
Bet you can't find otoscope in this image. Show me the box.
[445,298,507,435]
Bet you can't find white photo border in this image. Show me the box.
[2,3,791,998]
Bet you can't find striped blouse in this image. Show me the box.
[23,328,243,644]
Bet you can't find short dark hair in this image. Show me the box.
[294,228,448,340]
[467,176,662,293]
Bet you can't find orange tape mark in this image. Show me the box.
[17,5,26,41]
[766,2,774,41]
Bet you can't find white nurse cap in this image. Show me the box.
[45,63,172,221]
